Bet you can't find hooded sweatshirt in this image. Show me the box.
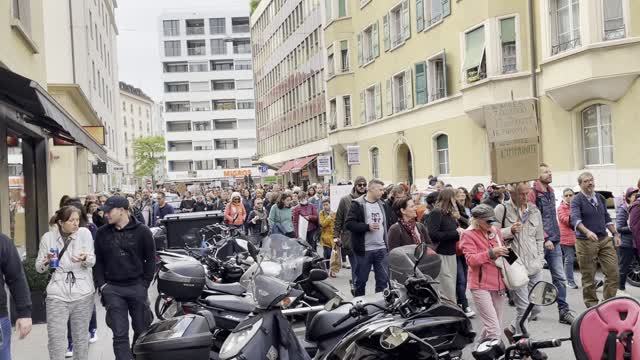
[94,217,156,289]
[333,176,367,254]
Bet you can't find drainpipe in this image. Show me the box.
[68,0,77,83]
[528,0,542,161]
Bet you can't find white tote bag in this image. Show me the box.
[494,232,529,289]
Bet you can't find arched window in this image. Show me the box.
[370,147,380,179]
[582,104,613,165]
[435,134,450,175]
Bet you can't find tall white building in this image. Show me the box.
[159,5,259,185]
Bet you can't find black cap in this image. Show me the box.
[100,195,129,212]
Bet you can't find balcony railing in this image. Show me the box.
[232,24,250,33]
[186,27,205,35]
[604,26,625,41]
[233,45,251,54]
[188,47,206,56]
[551,37,581,56]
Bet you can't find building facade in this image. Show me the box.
[43,0,121,198]
[159,4,260,185]
[251,0,332,187]
[324,0,640,194]
[119,81,155,191]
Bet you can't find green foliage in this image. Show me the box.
[133,136,165,179]
[250,0,261,13]
[22,257,49,292]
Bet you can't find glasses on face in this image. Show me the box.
[356,183,366,188]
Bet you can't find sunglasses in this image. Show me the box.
[356,183,367,187]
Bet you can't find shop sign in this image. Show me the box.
[317,156,332,176]
[301,169,309,177]
[223,169,252,177]
[347,146,360,165]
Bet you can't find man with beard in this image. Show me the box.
[135,189,156,227]
[384,185,407,230]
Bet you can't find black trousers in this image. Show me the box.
[618,247,637,290]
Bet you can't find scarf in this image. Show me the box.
[400,219,421,245]
[253,208,269,233]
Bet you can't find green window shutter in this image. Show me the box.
[374,83,382,119]
[442,0,451,17]
[340,40,348,50]
[402,0,411,40]
[372,22,380,57]
[357,32,363,65]
[385,79,393,116]
[415,62,427,105]
[383,14,390,51]
[338,0,347,17]
[436,134,448,149]
[325,0,332,22]
[463,26,485,71]
[500,17,516,43]
[359,91,365,123]
[442,51,448,96]
[416,0,425,32]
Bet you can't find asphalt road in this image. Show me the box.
[11,267,637,359]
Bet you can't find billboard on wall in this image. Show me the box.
[347,146,360,165]
[317,155,332,176]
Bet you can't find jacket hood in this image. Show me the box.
[108,216,142,232]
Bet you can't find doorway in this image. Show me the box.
[395,143,413,185]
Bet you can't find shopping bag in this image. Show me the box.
[330,245,342,274]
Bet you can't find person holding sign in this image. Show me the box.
[293,192,319,249]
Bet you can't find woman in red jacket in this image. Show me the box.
[293,191,319,249]
[461,204,509,341]
[224,192,247,230]
[557,188,578,289]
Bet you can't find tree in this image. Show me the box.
[250,0,261,13]
[133,136,165,189]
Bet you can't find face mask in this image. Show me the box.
[300,200,308,205]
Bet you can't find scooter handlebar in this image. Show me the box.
[530,339,562,349]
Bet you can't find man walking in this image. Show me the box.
[529,164,576,324]
[570,172,620,308]
[334,176,368,294]
[346,179,389,297]
[94,196,155,360]
[0,233,32,360]
[152,192,174,225]
[135,189,156,227]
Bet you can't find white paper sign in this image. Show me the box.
[317,155,332,176]
[298,216,309,238]
[330,185,354,212]
[347,146,360,165]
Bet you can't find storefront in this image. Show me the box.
[0,67,107,256]
[275,154,331,189]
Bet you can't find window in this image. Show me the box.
[193,140,213,151]
[194,160,214,170]
[169,160,192,172]
[92,61,96,89]
[213,100,236,110]
[214,119,237,129]
[603,0,625,40]
[390,70,413,112]
[340,40,349,72]
[327,45,335,77]
[338,0,347,17]
[185,19,205,35]
[361,84,381,123]
[211,39,227,55]
[329,99,337,128]
[435,134,450,175]
[414,62,427,105]
[164,62,188,73]
[550,0,581,55]
[384,1,409,50]
[232,17,250,33]
[187,40,206,56]
[190,81,210,92]
[12,0,32,34]
[582,104,613,165]
[164,82,189,93]
[163,20,179,36]
[500,17,517,74]
[212,80,235,90]
[236,79,253,89]
[233,39,251,54]
[343,95,352,126]
[168,141,193,151]
[122,102,125,111]
[370,148,380,179]
[428,53,447,101]
[124,117,127,126]
[325,0,332,22]
[193,121,211,131]
[216,158,239,169]
[89,11,93,39]
[164,40,181,56]
[209,18,226,34]
[463,26,486,83]
[358,23,379,65]
[212,59,233,70]
[416,0,450,31]
[167,121,191,131]
[237,100,254,109]
[191,101,211,111]
[214,139,239,149]
[234,60,252,70]
[189,61,208,72]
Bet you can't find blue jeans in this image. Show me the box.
[456,255,469,309]
[354,249,389,297]
[0,317,11,360]
[561,245,577,286]
[545,241,569,313]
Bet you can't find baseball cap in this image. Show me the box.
[100,195,129,212]
[625,187,639,199]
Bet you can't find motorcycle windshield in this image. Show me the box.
[389,245,440,283]
[238,234,307,288]
[250,274,290,309]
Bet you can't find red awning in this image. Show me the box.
[275,160,296,175]
[276,155,317,175]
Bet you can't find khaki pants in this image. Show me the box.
[575,237,619,308]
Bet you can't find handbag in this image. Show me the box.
[494,230,529,289]
[330,245,342,274]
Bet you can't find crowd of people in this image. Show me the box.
[1,166,640,360]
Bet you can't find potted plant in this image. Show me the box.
[11,256,49,324]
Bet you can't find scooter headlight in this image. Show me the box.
[219,318,263,359]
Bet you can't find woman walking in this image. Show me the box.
[268,193,295,238]
[617,187,639,296]
[557,188,578,289]
[455,188,475,317]
[293,192,319,248]
[246,198,269,246]
[224,192,247,231]
[388,198,432,251]
[461,204,509,341]
[35,206,96,360]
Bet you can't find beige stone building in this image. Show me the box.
[324,0,640,194]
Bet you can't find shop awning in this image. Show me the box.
[0,67,108,160]
[275,160,296,175]
[290,155,317,173]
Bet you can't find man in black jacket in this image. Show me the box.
[0,233,32,359]
[384,184,407,230]
[94,196,155,360]
[346,179,389,296]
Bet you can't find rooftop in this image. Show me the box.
[119,81,153,102]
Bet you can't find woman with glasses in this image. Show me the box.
[557,188,578,289]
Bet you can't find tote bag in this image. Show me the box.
[494,230,529,289]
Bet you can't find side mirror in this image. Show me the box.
[324,296,343,311]
[247,241,259,261]
[309,269,329,282]
[414,242,427,261]
[528,281,558,306]
[380,326,409,350]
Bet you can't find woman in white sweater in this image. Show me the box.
[36,206,95,360]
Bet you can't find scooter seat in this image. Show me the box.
[205,279,246,296]
[204,294,255,313]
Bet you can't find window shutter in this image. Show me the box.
[442,0,451,17]
[416,0,425,32]
[442,51,448,96]
[385,79,393,116]
[415,62,426,105]
[383,14,390,51]
[373,22,380,57]
[402,0,411,40]
[357,32,363,65]
[404,68,413,109]
[375,83,382,119]
[360,91,365,123]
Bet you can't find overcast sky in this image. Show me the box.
[116,0,250,102]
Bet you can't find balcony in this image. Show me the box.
[233,39,251,54]
[185,19,205,35]
[232,17,250,33]
[167,141,193,152]
[188,47,206,56]
[551,37,581,56]
[187,40,206,56]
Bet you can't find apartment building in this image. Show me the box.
[324,0,640,194]
[251,0,331,187]
[160,5,259,184]
[119,81,155,190]
[43,0,121,198]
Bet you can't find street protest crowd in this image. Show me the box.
[2,164,640,360]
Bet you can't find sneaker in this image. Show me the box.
[89,329,98,343]
[464,307,476,318]
[65,345,73,358]
[595,280,604,290]
[568,283,579,289]
[559,310,576,325]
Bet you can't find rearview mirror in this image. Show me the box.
[414,242,427,260]
[324,296,343,311]
[247,241,259,261]
[309,269,328,282]
[528,281,558,306]
[380,326,409,350]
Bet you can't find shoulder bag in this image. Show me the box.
[494,230,529,289]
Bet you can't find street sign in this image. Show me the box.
[347,146,360,165]
[317,156,332,175]
[260,165,268,175]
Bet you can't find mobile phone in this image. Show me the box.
[505,248,519,265]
